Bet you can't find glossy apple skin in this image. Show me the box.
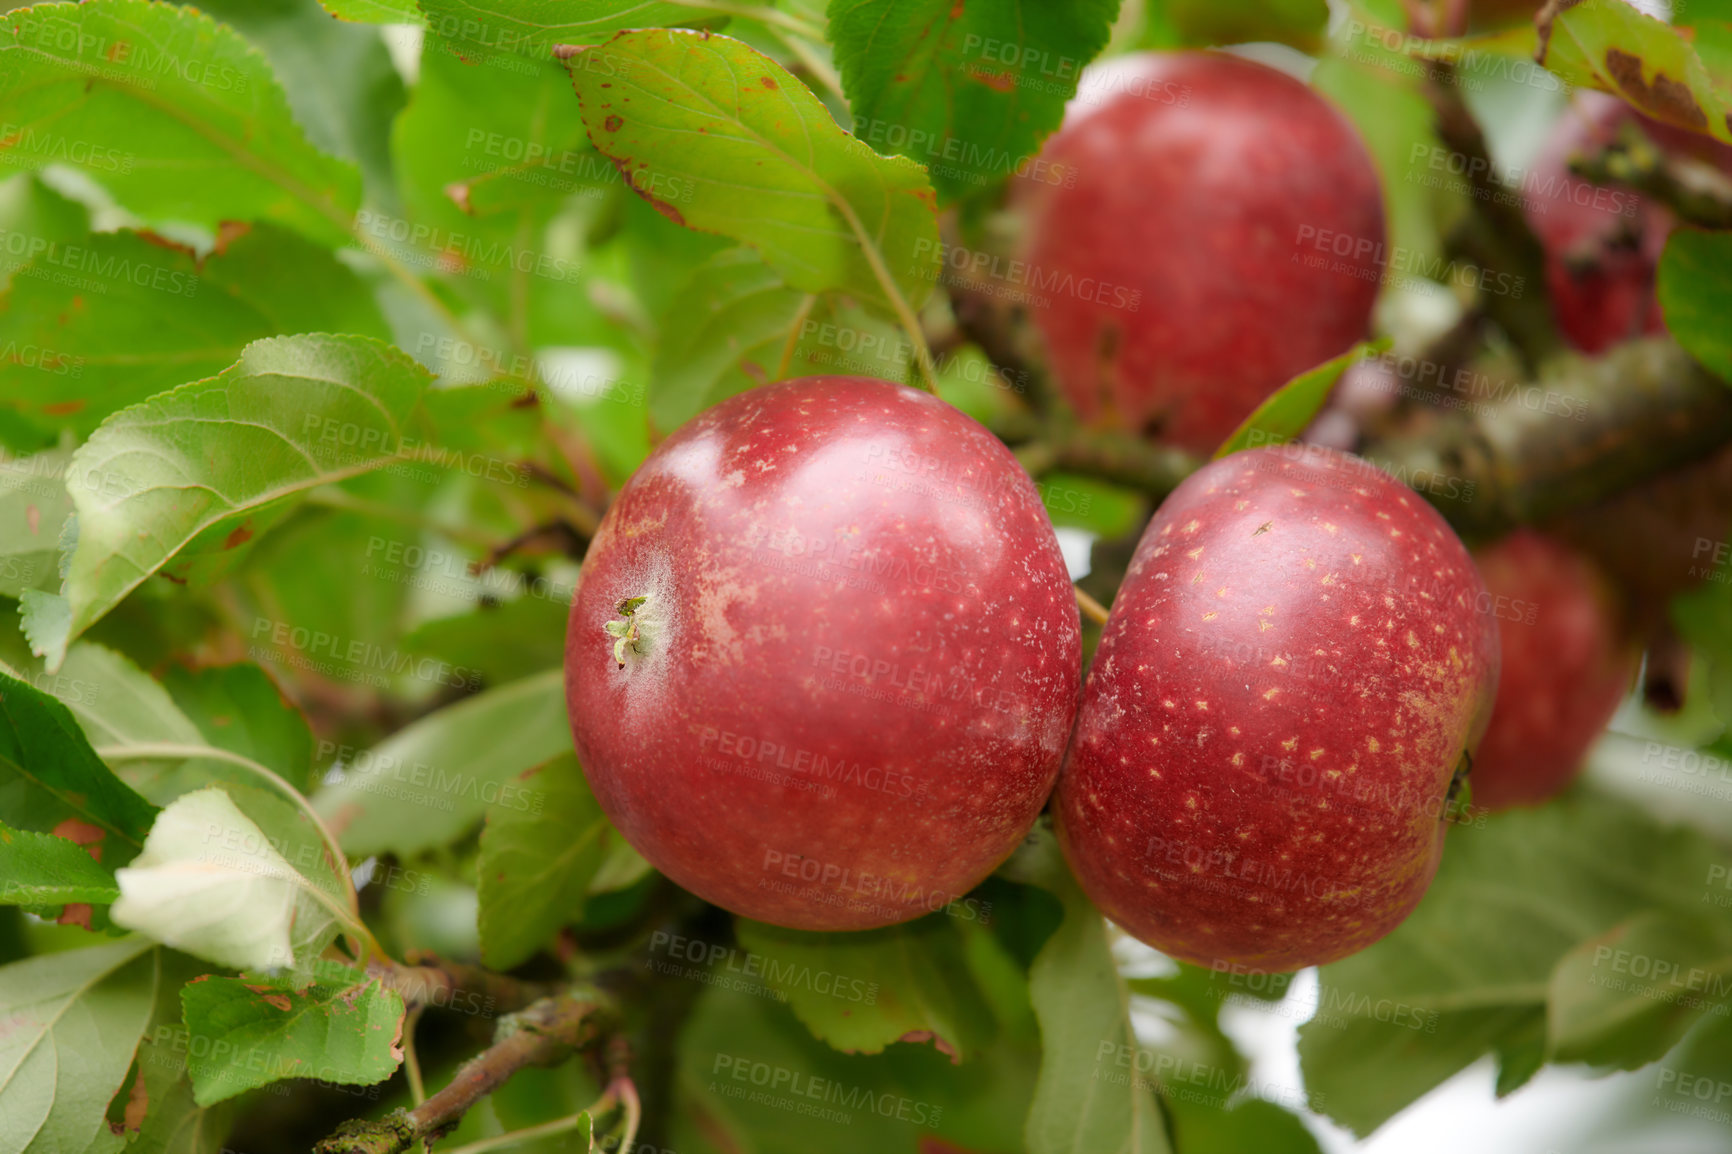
[565,377,1081,931]
[1055,446,1498,971]
[1470,531,1634,810]
[1015,52,1385,453]
[1524,92,1732,353]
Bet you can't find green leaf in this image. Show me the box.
[1165,1094,1324,1154]
[20,334,434,670]
[1214,341,1383,459]
[1162,0,1329,52]
[1491,1013,1547,1098]
[0,666,157,863]
[477,752,615,970]
[317,0,421,20]
[1005,828,1171,1154]
[178,970,404,1106]
[0,937,160,1154]
[188,0,409,205]
[570,29,941,320]
[1672,580,1732,724]
[1659,228,1732,384]
[735,915,997,1062]
[0,448,75,599]
[162,663,316,795]
[313,668,572,856]
[418,0,754,59]
[0,224,392,445]
[128,949,241,1154]
[403,596,571,687]
[828,0,1119,203]
[0,173,90,299]
[1300,791,1731,1135]
[112,787,347,972]
[0,0,361,244]
[0,820,119,907]
[1547,910,1732,1069]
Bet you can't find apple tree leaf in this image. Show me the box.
[313,668,572,857]
[0,225,391,446]
[1547,909,1732,1069]
[0,448,75,600]
[0,937,161,1154]
[1214,340,1386,459]
[0,667,157,866]
[828,0,1120,203]
[112,787,347,973]
[569,29,941,320]
[178,969,404,1106]
[1003,827,1172,1154]
[476,751,616,970]
[734,915,997,1063]
[0,0,360,244]
[0,820,119,908]
[1299,790,1731,1135]
[19,334,434,670]
[1658,228,1732,385]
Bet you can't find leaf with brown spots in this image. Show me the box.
[829,0,1121,203]
[178,970,404,1106]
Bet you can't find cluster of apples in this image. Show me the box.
[564,52,1656,971]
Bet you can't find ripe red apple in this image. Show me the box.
[1054,444,1498,971]
[565,376,1081,930]
[1523,92,1732,353]
[1013,52,1385,453]
[1469,531,1634,810]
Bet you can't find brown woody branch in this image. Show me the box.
[313,988,619,1154]
[1569,117,1732,230]
[370,954,563,1017]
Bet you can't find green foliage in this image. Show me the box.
[1659,228,1732,384]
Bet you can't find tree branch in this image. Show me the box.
[1569,116,1732,230]
[314,988,619,1154]
[370,954,563,1017]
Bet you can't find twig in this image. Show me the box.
[1569,117,1732,230]
[1074,587,1110,627]
[370,955,563,1017]
[1421,60,1562,371]
[313,988,619,1154]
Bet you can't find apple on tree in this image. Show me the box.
[1523,91,1732,353]
[1013,51,1386,453]
[565,376,1081,931]
[1468,530,1636,810]
[1054,444,1499,972]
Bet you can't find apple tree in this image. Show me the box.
[1,1,1731,1153]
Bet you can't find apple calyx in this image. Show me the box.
[604,595,653,669]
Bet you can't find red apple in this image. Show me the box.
[565,377,1081,930]
[1469,531,1634,809]
[1013,51,1385,453]
[1523,92,1732,353]
[1055,444,1498,971]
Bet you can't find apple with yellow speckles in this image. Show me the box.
[565,376,1082,930]
[1054,444,1499,971]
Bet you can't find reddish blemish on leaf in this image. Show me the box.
[224,524,253,549]
[604,114,624,132]
[760,76,776,89]
[57,903,93,929]
[1605,48,1708,131]
[651,198,686,226]
[970,67,1016,93]
[135,230,199,260]
[445,181,474,215]
[212,221,251,256]
[898,1029,960,1064]
[108,1064,149,1136]
[41,400,85,416]
[26,504,39,534]
[52,818,107,860]
[950,0,965,18]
